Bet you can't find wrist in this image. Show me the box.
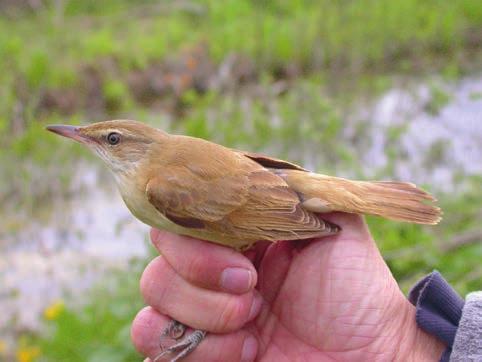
[400,304,446,361]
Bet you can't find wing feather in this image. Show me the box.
[146,168,249,223]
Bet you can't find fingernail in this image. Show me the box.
[220,268,253,294]
[241,336,257,362]
[248,292,262,321]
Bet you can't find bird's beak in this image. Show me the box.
[46,124,91,144]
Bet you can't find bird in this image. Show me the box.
[46,119,441,361]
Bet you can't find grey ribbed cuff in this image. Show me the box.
[450,291,482,361]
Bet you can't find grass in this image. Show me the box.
[1,0,481,144]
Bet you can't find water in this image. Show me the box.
[0,166,148,336]
[363,75,482,188]
[1,74,481,338]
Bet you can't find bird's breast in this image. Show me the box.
[115,173,180,233]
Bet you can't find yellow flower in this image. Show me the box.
[0,339,7,354]
[43,300,65,321]
[16,346,40,362]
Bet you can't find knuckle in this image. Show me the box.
[140,256,169,305]
[139,260,155,298]
[185,254,210,281]
[150,229,170,249]
[130,307,155,355]
[214,296,248,332]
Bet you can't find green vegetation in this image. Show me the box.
[18,260,145,362]
[1,0,481,148]
[1,0,481,361]
[27,260,146,362]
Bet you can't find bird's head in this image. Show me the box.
[46,120,166,176]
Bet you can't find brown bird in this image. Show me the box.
[46,119,441,361]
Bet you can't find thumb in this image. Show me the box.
[320,212,372,242]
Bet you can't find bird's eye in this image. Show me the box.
[107,132,121,145]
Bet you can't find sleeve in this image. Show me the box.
[450,291,482,361]
[408,271,482,362]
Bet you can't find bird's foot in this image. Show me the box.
[159,319,187,349]
[154,322,206,362]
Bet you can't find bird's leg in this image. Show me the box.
[154,327,206,362]
[159,319,187,350]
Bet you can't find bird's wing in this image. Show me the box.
[146,166,250,228]
[145,150,336,241]
[219,168,338,241]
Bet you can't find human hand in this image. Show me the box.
[131,213,446,361]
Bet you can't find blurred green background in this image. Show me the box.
[0,0,481,361]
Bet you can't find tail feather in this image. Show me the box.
[281,171,442,225]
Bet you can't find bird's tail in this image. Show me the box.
[280,170,441,225]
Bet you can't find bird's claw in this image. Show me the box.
[160,319,187,350]
[154,329,206,362]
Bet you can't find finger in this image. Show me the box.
[243,241,270,269]
[140,256,263,333]
[256,241,294,305]
[131,306,258,362]
[150,229,257,294]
